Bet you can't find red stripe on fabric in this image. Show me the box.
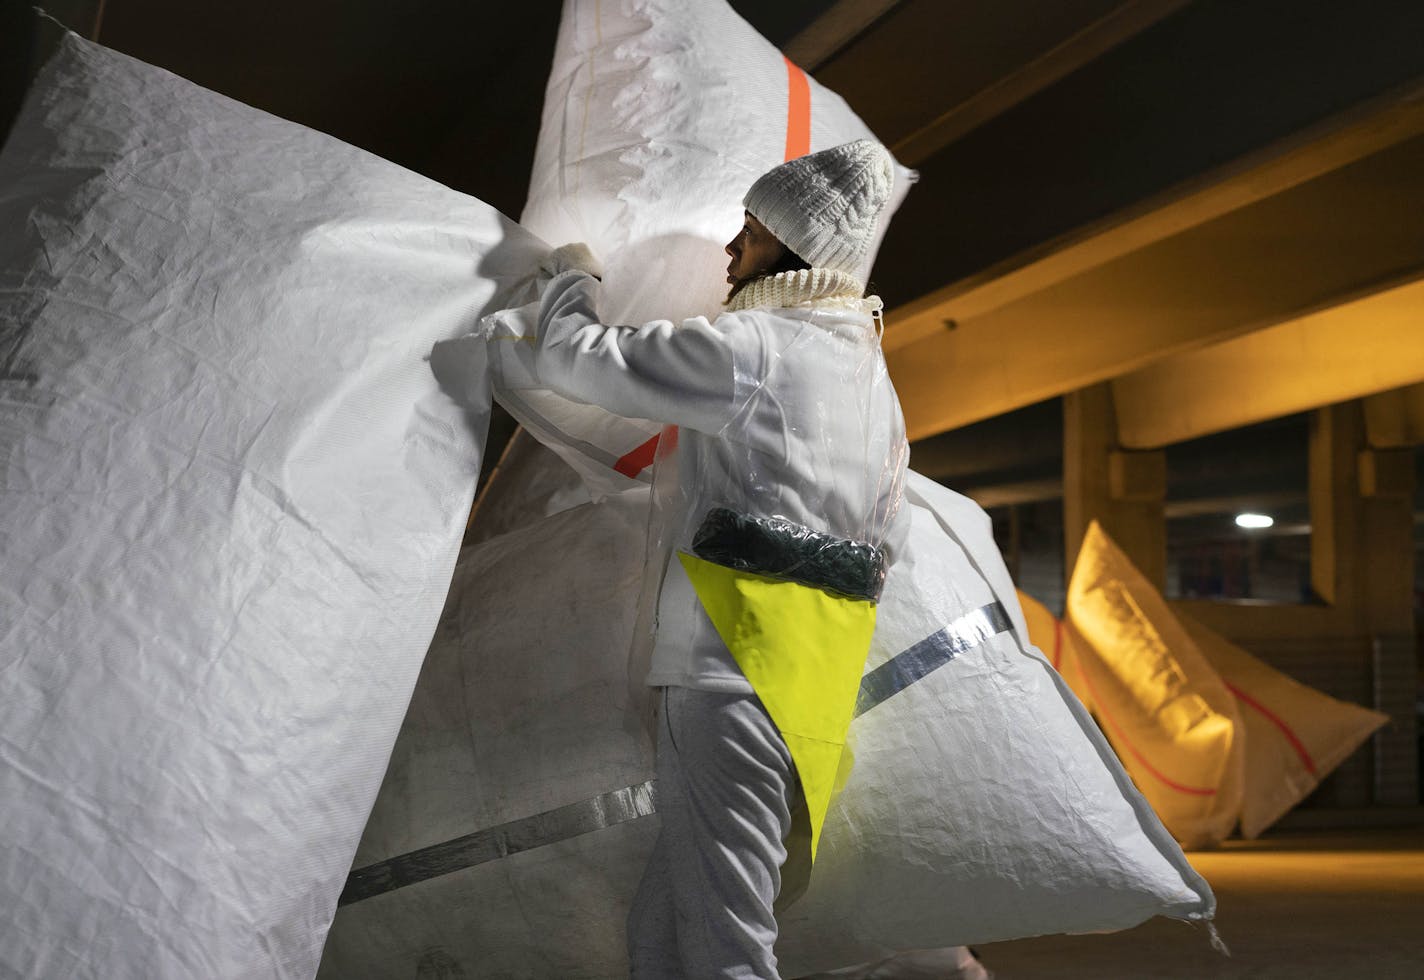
[783,56,811,161]
[1076,659,1218,797]
[1225,681,1318,776]
[657,424,679,456]
[613,434,661,478]
[1051,618,1064,671]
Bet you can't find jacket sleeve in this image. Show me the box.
[532,270,743,434]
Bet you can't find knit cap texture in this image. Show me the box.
[742,139,894,275]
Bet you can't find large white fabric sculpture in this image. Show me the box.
[1183,613,1388,839]
[1,2,1217,976]
[0,33,543,979]
[321,1,1214,976]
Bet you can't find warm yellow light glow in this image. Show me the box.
[1236,513,1274,529]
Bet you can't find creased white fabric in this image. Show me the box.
[0,33,543,979]
[522,0,914,327]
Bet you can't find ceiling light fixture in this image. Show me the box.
[1235,513,1274,529]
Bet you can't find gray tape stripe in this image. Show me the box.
[340,602,1012,906]
[339,778,658,906]
[855,601,1013,717]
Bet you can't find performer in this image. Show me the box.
[530,139,909,978]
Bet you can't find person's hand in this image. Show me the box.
[538,242,604,282]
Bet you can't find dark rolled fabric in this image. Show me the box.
[690,507,887,602]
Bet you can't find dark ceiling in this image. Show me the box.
[89,0,568,218]
[56,1,843,224]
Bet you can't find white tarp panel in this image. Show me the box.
[522,0,915,327]
[1,6,1216,977]
[0,34,543,979]
[325,472,659,979]
[779,472,1212,960]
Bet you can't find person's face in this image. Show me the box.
[724,212,787,285]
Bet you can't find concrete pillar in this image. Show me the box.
[1311,404,1418,806]
[1358,444,1418,806]
[1063,383,1166,588]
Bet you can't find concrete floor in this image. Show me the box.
[976,828,1424,979]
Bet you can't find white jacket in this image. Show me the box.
[534,269,910,691]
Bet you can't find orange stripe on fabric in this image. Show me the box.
[1224,681,1318,776]
[783,56,811,161]
[613,434,662,478]
[1076,658,1218,797]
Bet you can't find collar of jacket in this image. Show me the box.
[724,267,883,316]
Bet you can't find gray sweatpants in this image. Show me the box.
[628,686,797,979]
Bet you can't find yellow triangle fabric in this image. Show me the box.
[677,552,877,860]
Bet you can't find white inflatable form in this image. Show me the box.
[1067,523,1246,849]
[1052,525,1389,845]
[781,472,1212,959]
[495,0,918,496]
[321,445,1213,977]
[0,34,544,979]
[324,1,1212,974]
[0,7,1216,977]
[523,0,915,327]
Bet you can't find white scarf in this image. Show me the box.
[724,267,883,317]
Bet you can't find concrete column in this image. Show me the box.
[1063,383,1166,588]
[1358,444,1419,806]
[1312,403,1418,806]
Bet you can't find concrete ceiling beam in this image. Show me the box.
[1112,273,1424,449]
[782,0,903,72]
[870,0,1424,309]
[962,477,1065,510]
[883,87,1424,353]
[885,124,1424,442]
[1363,383,1424,449]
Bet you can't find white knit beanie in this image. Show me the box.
[742,139,894,275]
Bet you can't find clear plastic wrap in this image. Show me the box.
[639,301,909,600]
[520,264,912,857]
[689,507,888,602]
